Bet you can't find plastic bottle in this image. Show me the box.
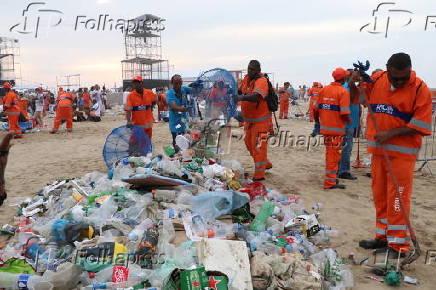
[128,218,154,241]
[249,202,276,232]
[191,215,207,237]
[137,225,159,269]
[0,273,45,289]
[82,281,138,289]
[257,242,282,255]
[44,242,59,271]
[153,190,176,202]
[213,223,242,239]
[294,235,317,255]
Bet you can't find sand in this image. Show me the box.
[0,106,435,290]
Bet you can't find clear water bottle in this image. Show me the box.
[0,273,45,290]
[191,215,207,237]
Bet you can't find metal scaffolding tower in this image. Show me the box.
[56,74,81,91]
[0,37,20,86]
[121,14,170,90]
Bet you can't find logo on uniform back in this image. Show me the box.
[375,104,394,115]
[322,104,331,110]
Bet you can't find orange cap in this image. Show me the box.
[332,68,350,81]
[132,76,143,82]
[2,82,11,89]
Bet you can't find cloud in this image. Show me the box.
[196,18,367,39]
[96,0,111,4]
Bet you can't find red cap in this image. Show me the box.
[2,82,11,89]
[332,68,350,81]
[132,76,143,82]
[313,82,317,87]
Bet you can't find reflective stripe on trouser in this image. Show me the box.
[244,121,271,179]
[6,112,22,136]
[53,106,73,129]
[323,135,343,189]
[371,153,414,252]
[279,101,289,119]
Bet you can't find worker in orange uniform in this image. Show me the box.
[50,87,76,133]
[278,82,291,119]
[18,97,29,121]
[124,76,157,139]
[2,82,23,138]
[236,60,273,181]
[209,79,229,119]
[156,88,168,122]
[308,82,323,137]
[358,53,432,257]
[314,68,351,189]
[82,88,92,119]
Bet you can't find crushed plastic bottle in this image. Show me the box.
[249,201,275,232]
[128,218,154,241]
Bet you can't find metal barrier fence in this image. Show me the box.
[106,92,123,106]
[352,108,436,176]
[417,111,436,175]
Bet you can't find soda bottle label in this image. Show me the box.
[17,274,30,290]
[112,265,129,282]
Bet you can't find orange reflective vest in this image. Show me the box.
[19,99,29,119]
[57,92,76,107]
[278,87,290,102]
[239,74,271,123]
[210,87,228,107]
[308,87,322,118]
[365,71,432,159]
[315,82,350,136]
[124,89,156,129]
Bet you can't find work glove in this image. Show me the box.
[353,60,373,83]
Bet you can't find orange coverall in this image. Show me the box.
[209,87,228,119]
[239,74,273,180]
[124,89,156,139]
[157,93,167,121]
[3,91,23,137]
[308,86,322,121]
[53,92,76,131]
[366,71,432,253]
[314,82,350,189]
[18,99,29,120]
[278,87,290,119]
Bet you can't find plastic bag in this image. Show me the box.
[192,191,250,220]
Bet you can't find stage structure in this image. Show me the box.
[0,37,20,96]
[56,74,81,91]
[121,14,169,90]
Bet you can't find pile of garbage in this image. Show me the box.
[0,150,354,289]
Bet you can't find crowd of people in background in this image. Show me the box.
[0,83,113,137]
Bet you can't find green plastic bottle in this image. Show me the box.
[164,146,176,157]
[249,201,275,232]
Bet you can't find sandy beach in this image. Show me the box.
[0,105,435,290]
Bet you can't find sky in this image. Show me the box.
[1,0,436,89]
